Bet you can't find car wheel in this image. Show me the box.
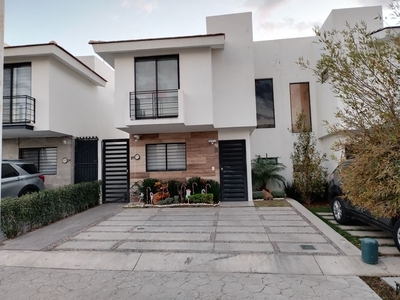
[393,219,400,252]
[332,196,351,224]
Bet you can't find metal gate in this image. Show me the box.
[219,140,248,201]
[102,139,130,202]
[74,137,98,184]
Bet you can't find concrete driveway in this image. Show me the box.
[1,200,400,299]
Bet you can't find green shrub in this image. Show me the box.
[252,191,264,199]
[167,180,180,197]
[206,179,220,204]
[173,195,179,202]
[140,178,159,203]
[157,197,179,205]
[186,177,203,194]
[271,190,286,198]
[188,193,213,204]
[1,181,100,238]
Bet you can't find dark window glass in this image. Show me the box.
[146,143,186,172]
[2,164,19,178]
[19,147,57,175]
[3,63,32,123]
[255,79,275,128]
[16,163,39,174]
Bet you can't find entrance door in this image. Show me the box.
[74,137,98,184]
[219,140,248,201]
[102,139,130,203]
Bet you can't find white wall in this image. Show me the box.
[314,6,384,139]
[207,12,257,129]
[114,48,214,130]
[251,37,315,183]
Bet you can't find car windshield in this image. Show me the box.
[17,163,39,174]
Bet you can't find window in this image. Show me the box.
[3,63,32,123]
[146,143,186,171]
[19,147,57,175]
[134,55,179,119]
[255,79,275,128]
[2,164,19,179]
[290,82,311,132]
[266,157,278,164]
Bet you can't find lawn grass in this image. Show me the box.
[361,276,400,300]
[253,200,291,207]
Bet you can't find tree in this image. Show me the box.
[298,1,400,217]
[290,114,328,206]
[251,156,286,191]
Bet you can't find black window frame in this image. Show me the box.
[255,78,275,128]
[146,143,187,172]
[134,55,180,92]
[19,147,57,175]
[3,62,32,97]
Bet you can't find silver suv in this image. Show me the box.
[1,160,45,198]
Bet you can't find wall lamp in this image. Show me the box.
[133,134,141,141]
[208,139,217,145]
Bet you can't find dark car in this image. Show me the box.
[1,160,45,198]
[328,161,400,251]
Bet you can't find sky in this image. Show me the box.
[4,0,395,56]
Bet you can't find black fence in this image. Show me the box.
[3,95,35,124]
[130,89,178,120]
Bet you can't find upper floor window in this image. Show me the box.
[255,79,275,128]
[289,82,311,132]
[3,63,33,124]
[3,63,31,98]
[133,55,179,119]
[135,55,179,92]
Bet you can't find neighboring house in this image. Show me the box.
[2,42,128,189]
[90,6,384,202]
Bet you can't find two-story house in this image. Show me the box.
[2,42,128,189]
[91,13,257,202]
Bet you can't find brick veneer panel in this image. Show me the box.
[130,131,219,182]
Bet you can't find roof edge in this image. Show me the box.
[5,42,107,83]
[89,33,225,45]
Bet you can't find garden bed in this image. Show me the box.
[124,202,220,208]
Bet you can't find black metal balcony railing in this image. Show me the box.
[130,89,178,120]
[3,95,36,124]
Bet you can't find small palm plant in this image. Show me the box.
[251,156,286,190]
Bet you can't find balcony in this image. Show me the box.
[3,95,35,129]
[130,89,178,120]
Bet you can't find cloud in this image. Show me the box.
[242,0,290,19]
[255,17,321,40]
[121,0,160,14]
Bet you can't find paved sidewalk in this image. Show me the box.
[0,265,381,300]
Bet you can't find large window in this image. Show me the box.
[289,82,311,132]
[19,147,57,175]
[3,63,32,124]
[146,143,186,172]
[133,55,179,119]
[255,79,275,128]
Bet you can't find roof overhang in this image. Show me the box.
[4,42,107,87]
[89,33,225,67]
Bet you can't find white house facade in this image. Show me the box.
[90,5,384,202]
[2,42,127,188]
